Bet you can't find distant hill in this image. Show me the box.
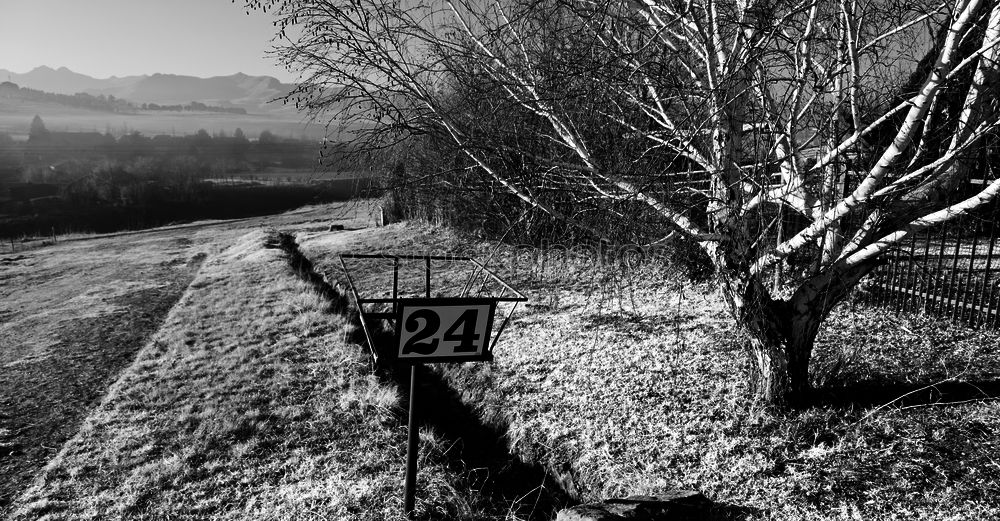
[0,66,297,114]
[0,66,140,95]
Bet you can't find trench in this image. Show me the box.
[276,232,575,520]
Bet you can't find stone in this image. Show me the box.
[328,223,345,231]
[556,490,710,521]
[556,504,627,521]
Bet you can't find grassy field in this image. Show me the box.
[5,211,1000,520]
[0,201,374,517]
[12,230,401,519]
[298,223,1000,520]
[3,204,571,520]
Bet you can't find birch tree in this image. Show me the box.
[247,0,1000,406]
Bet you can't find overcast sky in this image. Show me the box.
[0,0,295,82]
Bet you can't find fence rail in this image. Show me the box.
[865,179,1000,329]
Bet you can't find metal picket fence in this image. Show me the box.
[865,178,1000,329]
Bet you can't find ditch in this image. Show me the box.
[277,231,576,520]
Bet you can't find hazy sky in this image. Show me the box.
[0,0,295,82]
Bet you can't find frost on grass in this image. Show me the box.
[7,230,470,520]
[303,223,1000,521]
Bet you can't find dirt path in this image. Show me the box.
[0,277,195,513]
[0,201,373,515]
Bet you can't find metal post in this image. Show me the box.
[404,257,432,517]
[930,222,950,314]
[393,257,399,313]
[960,221,981,323]
[884,246,901,309]
[900,234,919,313]
[943,217,964,318]
[918,229,933,312]
[979,201,999,327]
[403,364,419,517]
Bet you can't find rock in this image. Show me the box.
[557,504,628,521]
[328,223,345,231]
[556,490,710,521]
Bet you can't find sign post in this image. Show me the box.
[403,363,420,515]
[402,258,431,516]
[339,254,526,518]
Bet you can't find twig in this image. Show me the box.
[897,396,999,411]
[851,372,966,428]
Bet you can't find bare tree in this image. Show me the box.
[246,0,1000,406]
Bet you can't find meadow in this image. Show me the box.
[300,223,1000,520]
[0,202,373,517]
[5,205,570,520]
[3,208,999,520]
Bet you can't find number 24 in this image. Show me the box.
[402,309,481,355]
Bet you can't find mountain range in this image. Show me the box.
[0,66,297,114]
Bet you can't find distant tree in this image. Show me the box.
[0,81,18,97]
[0,132,21,173]
[258,130,278,145]
[231,127,250,161]
[28,115,49,143]
[187,129,215,159]
[118,131,152,158]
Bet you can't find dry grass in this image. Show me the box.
[0,200,376,516]
[0,227,210,513]
[300,222,1000,520]
[8,215,997,520]
[7,228,491,520]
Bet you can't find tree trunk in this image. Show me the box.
[718,263,871,407]
[745,322,792,406]
[739,296,825,407]
[717,271,794,406]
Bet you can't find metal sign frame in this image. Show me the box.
[338,253,527,364]
[338,253,526,518]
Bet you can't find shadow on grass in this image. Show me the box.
[278,231,762,520]
[406,361,574,519]
[813,378,1000,409]
[278,232,572,519]
[707,503,764,520]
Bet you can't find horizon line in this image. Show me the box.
[0,65,298,83]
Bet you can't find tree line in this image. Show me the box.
[0,81,246,114]
[0,81,132,113]
[4,115,325,182]
[0,115,366,237]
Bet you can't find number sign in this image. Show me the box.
[395,298,496,362]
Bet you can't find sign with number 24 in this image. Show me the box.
[395,298,497,362]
